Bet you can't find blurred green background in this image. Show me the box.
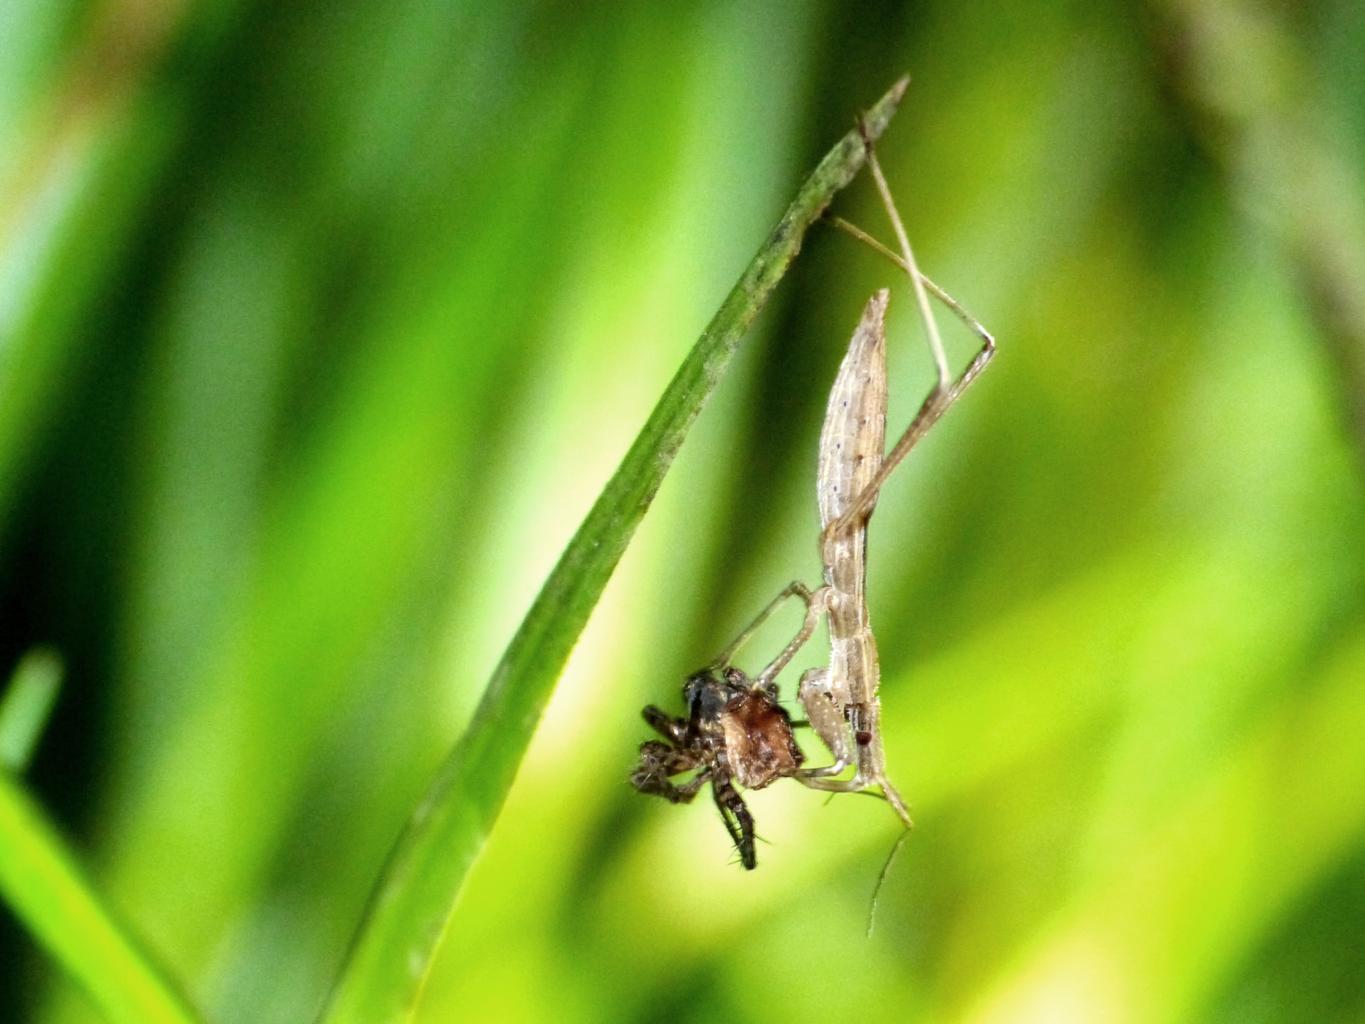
[4,1,1365,1022]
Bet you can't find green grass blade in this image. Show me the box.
[0,774,200,1024]
[0,648,62,772]
[319,75,911,1024]
[0,651,196,1022]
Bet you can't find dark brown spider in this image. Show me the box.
[631,665,804,869]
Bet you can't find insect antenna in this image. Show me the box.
[866,829,911,938]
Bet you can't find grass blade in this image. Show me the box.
[0,648,62,772]
[0,779,199,1024]
[0,654,197,1022]
[319,75,911,1024]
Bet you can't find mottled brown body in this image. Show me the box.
[630,666,803,869]
[722,689,806,789]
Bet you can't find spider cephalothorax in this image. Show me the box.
[631,666,804,869]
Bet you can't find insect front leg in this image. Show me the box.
[794,666,855,779]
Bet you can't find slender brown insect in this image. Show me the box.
[744,121,996,826]
[630,115,995,869]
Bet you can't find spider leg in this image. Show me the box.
[711,775,757,870]
[641,704,688,745]
[630,741,708,803]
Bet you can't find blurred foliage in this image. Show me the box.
[2,2,1364,1024]
[0,650,61,772]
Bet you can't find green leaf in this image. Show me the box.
[0,651,198,1023]
[0,777,200,1024]
[319,76,912,1024]
[0,648,62,772]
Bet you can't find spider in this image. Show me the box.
[630,665,804,869]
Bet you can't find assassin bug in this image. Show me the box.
[631,115,995,866]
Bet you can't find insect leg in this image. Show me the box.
[825,215,995,354]
[859,116,951,390]
[752,586,828,691]
[878,778,913,828]
[708,580,819,670]
[797,750,913,827]
[824,344,993,550]
[821,133,996,539]
[794,666,855,778]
